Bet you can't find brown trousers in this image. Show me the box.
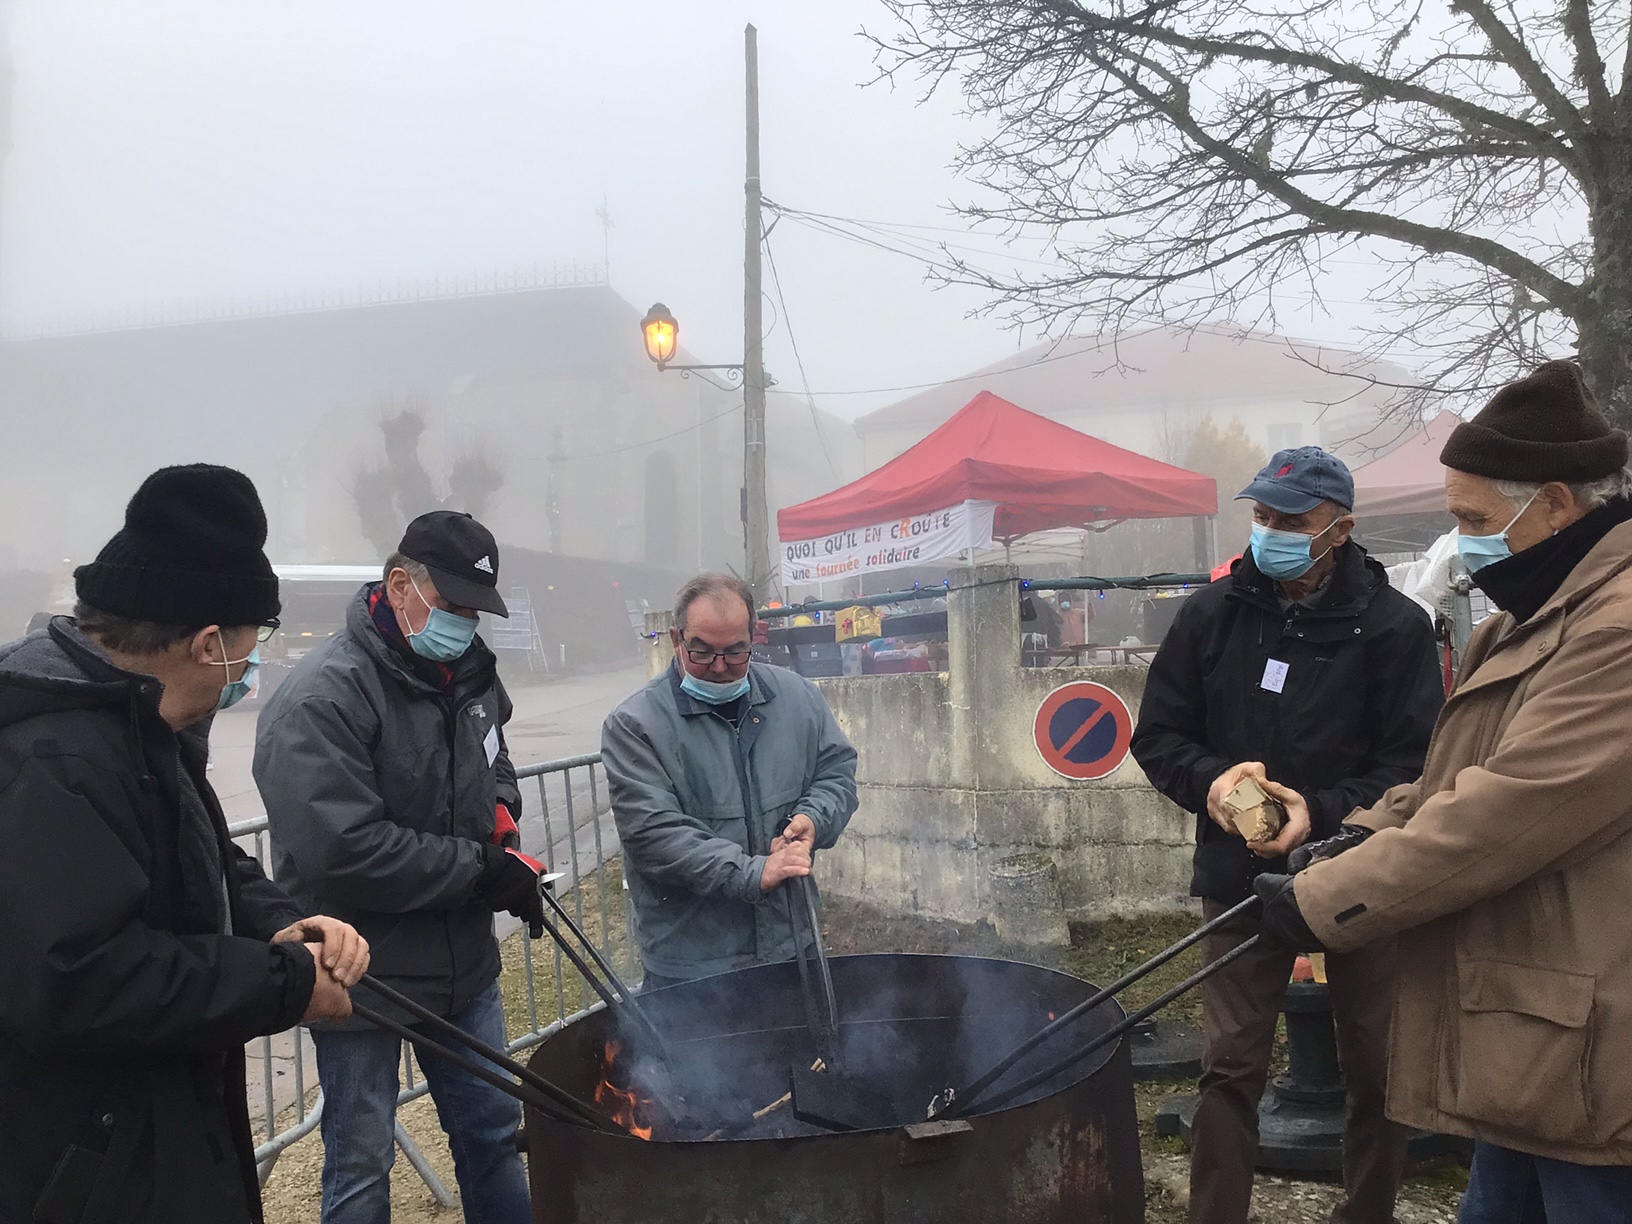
[1188,899,1408,1224]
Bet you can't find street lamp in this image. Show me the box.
[640,302,679,369]
[632,25,770,600]
[638,302,744,382]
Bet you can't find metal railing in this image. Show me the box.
[754,572,1215,620]
[233,751,630,1196]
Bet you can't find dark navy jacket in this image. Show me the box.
[1132,543,1443,903]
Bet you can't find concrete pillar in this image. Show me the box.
[947,563,1019,789]
[989,852,1071,947]
[644,610,674,681]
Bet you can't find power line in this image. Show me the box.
[546,402,743,461]
[766,199,1434,274]
[779,204,1427,311]
[762,229,840,481]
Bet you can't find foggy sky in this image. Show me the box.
[3,0,1414,420]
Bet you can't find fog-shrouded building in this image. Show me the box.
[0,272,860,589]
[854,324,1420,473]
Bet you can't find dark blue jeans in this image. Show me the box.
[1459,1141,1632,1223]
[310,982,529,1224]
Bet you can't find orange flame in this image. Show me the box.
[593,1040,656,1140]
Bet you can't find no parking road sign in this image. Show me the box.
[1033,681,1134,781]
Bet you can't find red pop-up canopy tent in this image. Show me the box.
[777,391,1217,583]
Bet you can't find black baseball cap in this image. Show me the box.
[1235,446,1355,514]
[397,511,509,617]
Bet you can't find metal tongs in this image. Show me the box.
[352,870,679,1134]
[528,873,673,1061]
[351,975,624,1134]
[927,894,1264,1120]
[784,874,893,1131]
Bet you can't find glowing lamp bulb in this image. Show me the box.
[640,302,679,367]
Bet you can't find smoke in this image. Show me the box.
[553,951,1126,1142]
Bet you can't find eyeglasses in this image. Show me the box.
[256,619,281,644]
[685,646,752,667]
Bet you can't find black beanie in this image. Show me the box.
[74,464,281,626]
[1440,360,1629,482]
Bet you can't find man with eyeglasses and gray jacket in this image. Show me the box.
[601,573,858,990]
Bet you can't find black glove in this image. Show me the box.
[1253,872,1326,952]
[1287,823,1372,874]
[477,845,546,936]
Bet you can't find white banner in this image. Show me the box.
[781,501,997,586]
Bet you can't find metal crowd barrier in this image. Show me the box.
[232,751,634,1196]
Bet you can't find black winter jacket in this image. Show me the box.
[0,622,315,1224]
[253,587,521,1028]
[1131,544,1443,904]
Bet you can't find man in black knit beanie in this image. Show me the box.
[0,464,369,1224]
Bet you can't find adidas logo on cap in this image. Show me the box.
[474,555,494,574]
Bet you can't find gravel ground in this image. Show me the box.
[260,880,1469,1223]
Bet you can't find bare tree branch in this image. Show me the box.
[1561,0,1614,118]
[871,0,1632,424]
[1087,36,1584,310]
[1042,0,1576,164]
[1452,0,1583,131]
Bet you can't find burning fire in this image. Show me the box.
[594,1040,656,1140]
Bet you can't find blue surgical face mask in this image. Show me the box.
[215,633,259,710]
[1249,519,1338,581]
[1456,490,1540,573]
[407,577,478,661]
[680,671,751,704]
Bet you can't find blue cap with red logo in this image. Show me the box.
[1235,446,1354,514]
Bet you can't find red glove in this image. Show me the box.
[491,802,520,850]
[507,847,546,874]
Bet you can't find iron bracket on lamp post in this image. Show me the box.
[671,365,744,384]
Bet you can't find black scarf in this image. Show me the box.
[1472,497,1632,622]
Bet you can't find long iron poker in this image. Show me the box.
[930,894,1262,1120]
[533,879,673,1058]
[963,933,1263,1116]
[350,989,622,1135]
[785,877,837,1060]
[798,875,840,1051]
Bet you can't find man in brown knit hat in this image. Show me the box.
[1254,360,1632,1220]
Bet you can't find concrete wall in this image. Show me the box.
[814,565,1195,926]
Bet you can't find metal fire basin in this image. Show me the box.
[524,952,1144,1224]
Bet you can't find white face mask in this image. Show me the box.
[213,630,259,710]
[1456,490,1541,573]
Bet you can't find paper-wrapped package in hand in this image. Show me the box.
[1223,775,1287,843]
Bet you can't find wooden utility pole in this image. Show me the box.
[742,24,771,599]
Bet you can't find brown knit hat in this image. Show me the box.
[1440,360,1628,482]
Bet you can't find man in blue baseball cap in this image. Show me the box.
[1132,445,1444,1224]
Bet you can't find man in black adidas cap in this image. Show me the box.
[0,464,369,1224]
[255,510,538,1224]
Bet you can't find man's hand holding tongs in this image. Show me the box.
[762,814,814,894]
[271,915,372,1022]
